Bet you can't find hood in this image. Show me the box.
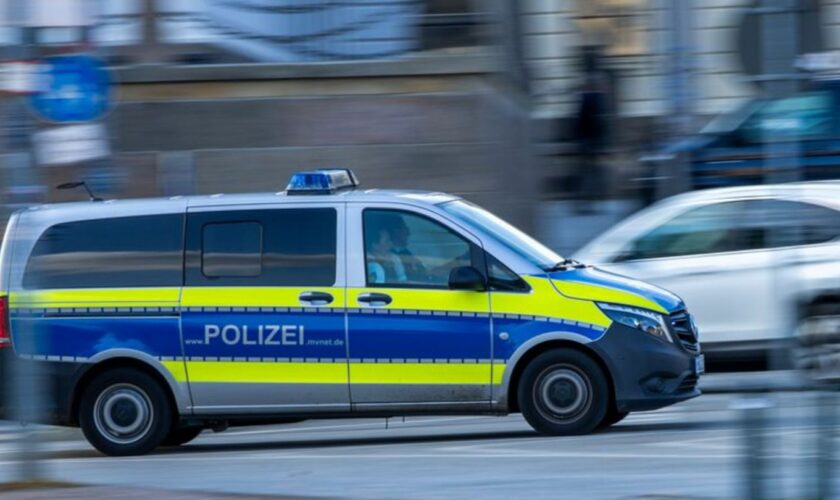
[548,267,683,314]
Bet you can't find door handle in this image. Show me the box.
[299,291,334,306]
[357,292,392,306]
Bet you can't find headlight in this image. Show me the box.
[597,303,672,342]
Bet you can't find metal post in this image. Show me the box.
[760,0,800,186]
[659,0,693,200]
[4,0,44,483]
[740,397,772,500]
[816,390,836,500]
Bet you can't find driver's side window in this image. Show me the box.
[621,201,755,261]
[363,209,474,288]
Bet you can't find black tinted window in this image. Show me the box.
[187,208,337,286]
[487,254,528,292]
[625,199,840,261]
[202,222,262,277]
[626,202,758,259]
[746,199,840,248]
[741,92,833,143]
[24,214,184,289]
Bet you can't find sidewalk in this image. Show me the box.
[0,485,305,499]
[699,370,813,393]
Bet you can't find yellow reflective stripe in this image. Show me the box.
[350,363,491,385]
[347,288,489,313]
[181,287,345,308]
[167,361,500,385]
[492,361,506,385]
[174,361,348,384]
[161,360,188,382]
[491,277,611,328]
[9,288,180,308]
[552,280,668,314]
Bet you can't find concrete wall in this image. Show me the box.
[57,60,537,230]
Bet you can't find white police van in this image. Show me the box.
[0,170,702,455]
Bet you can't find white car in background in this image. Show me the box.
[573,182,840,367]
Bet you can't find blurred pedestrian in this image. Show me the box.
[571,46,611,212]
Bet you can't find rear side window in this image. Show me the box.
[23,214,184,289]
[202,222,262,278]
[186,208,337,286]
[744,199,840,248]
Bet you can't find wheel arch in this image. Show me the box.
[499,335,616,414]
[69,350,189,425]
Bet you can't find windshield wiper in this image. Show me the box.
[545,258,586,272]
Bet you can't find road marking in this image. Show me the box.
[12,448,816,466]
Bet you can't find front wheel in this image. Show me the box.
[599,408,629,429]
[518,349,610,436]
[79,368,173,456]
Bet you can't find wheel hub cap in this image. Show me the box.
[93,384,154,445]
[536,365,591,422]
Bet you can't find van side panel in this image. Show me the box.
[0,212,21,295]
[5,205,191,421]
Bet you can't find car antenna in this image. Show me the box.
[56,181,103,201]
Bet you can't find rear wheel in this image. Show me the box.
[518,349,610,436]
[161,425,203,447]
[79,368,173,456]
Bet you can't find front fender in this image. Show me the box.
[494,331,598,410]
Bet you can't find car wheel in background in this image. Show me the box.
[797,300,840,380]
[518,349,609,436]
[79,368,173,456]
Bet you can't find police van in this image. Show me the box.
[0,169,702,456]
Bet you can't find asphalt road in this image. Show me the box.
[0,393,837,499]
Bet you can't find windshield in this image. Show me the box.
[440,200,562,270]
[700,99,763,135]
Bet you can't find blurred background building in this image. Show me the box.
[1,0,840,248]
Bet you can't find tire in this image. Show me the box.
[161,426,203,447]
[599,409,629,429]
[78,368,173,456]
[518,349,610,436]
[797,300,840,376]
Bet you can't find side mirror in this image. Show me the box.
[449,266,486,291]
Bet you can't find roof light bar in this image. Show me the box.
[286,169,359,195]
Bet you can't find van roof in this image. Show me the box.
[23,189,461,217]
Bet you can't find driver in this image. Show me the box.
[384,214,429,283]
[366,213,431,285]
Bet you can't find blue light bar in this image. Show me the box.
[286,168,359,195]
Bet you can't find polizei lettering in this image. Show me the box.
[203,324,305,346]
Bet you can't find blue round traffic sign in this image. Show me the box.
[29,54,111,123]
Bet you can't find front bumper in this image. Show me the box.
[589,322,702,413]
